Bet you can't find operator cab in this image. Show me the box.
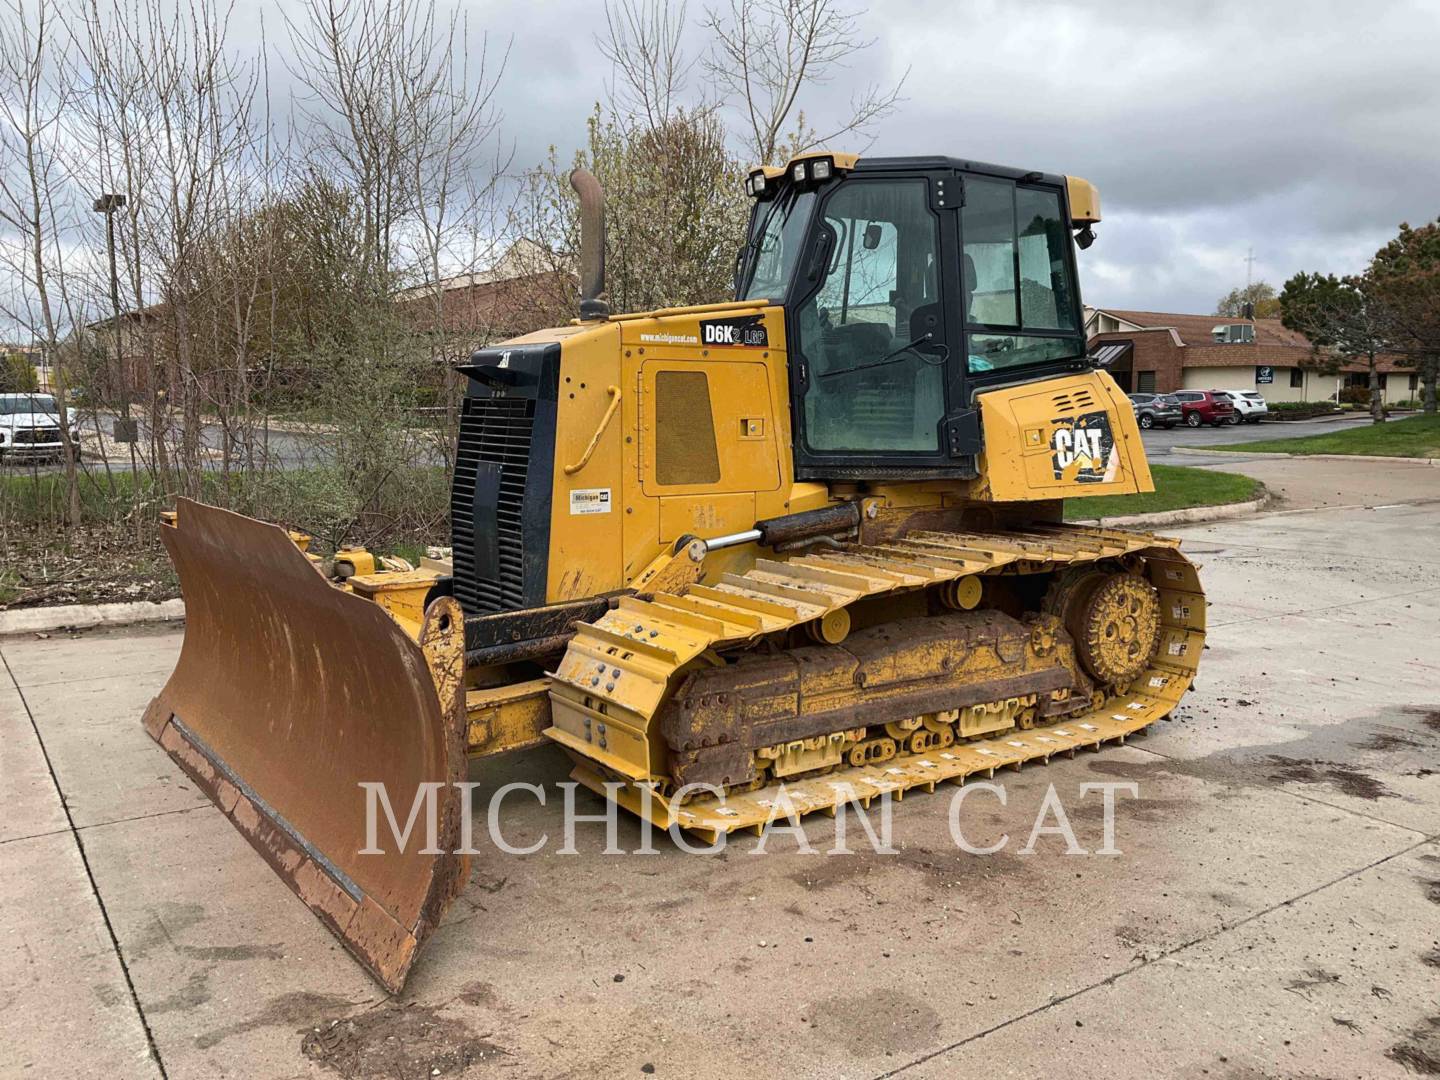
[736,153,1098,480]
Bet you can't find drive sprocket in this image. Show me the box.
[1046,567,1161,686]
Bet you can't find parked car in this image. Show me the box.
[1127,392,1183,429]
[0,393,68,461]
[1170,389,1236,427]
[1211,390,1269,424]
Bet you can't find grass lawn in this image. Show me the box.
[1063,464,1262,521]
[1213,413,1440,457]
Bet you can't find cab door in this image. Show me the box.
[786,172,961,475]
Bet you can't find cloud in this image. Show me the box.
[458,0,1440,313]
[846,0,1440,310]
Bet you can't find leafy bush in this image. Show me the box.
[1339,384,1372,404]
[0,352,39,393]
[1267,401,1341,419]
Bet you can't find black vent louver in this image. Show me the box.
[451,396,535,613]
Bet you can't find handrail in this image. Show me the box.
[563,385,621,475]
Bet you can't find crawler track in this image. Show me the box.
[547,524,1204,833]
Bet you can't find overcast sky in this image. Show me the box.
[423,0,1440,315]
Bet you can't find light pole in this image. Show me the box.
[93,192,134,473]
[93,193,126,393]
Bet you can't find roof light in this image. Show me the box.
[811,158,832,181]
[792,162,807,182]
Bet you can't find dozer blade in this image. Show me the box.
[142,499,469,993]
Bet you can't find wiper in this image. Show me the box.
[820,334,945,379]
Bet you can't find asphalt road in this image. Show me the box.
[3,455,1439,1078]
[2,412,448,475]
[4,410,1375,477]
[1139,412,1375,466]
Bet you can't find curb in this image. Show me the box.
[1172,447,1440,465]
[0,598,184,637]
[1072,493,1271,529]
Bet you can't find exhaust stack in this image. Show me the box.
[569,168,609,320]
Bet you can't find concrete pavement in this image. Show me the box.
[1197,453,1440,513]
[2,466,1438,1078]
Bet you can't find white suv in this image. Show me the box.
[0,393,69,460]
[1212,390,1269,424]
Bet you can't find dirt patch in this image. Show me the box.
[783,841,1028,894]
[1413,708,1440,735]
[1420,948,1440,969]
[1282,968,1341,1000]
[1387,1016,1440,1076]
[1264,756,1393,800]
[0,525,178,608]
[456,981,502,1009]
[1067,791,1191,825]
[1113,925,1144,948]
[1360,732,1423,751]
[1421,880,1440,906]
[301,1001,508,1079]
[194,991,364,1051]
[800,988,940,1057]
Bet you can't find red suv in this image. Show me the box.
[1171,390,1236,427]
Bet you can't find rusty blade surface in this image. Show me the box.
[143,499,469,992]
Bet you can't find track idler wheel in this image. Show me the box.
[1047,568,1161,687]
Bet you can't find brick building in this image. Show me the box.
[395,239,573,361]
[1085,307,1419,403]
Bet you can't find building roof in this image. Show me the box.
[393,239,563,302]
[1088,306,1410,373]
[86,304,167,332]
[1093,308,1310,348]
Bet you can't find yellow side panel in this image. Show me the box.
[658,493,757,544]
[639,359,781,497]
[976,370,1152,503]
[546,323,626,601]
[538,302,823,596]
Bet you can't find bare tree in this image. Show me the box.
[0,0,83,524]
[287,0,508,287]
[598,0,695,134]
[702,0,906,164]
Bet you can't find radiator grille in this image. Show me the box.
[451,396,534,613]
[655,370,719,485]
[14,426,61,444]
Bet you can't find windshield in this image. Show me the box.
[0,394,58,416]
[738,188,817,301]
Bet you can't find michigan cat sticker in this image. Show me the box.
[569,488,612,515]
[1051,411,1118,483]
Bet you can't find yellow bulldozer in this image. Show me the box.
[143,153,1204,992]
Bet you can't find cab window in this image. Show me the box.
[795,178,945,453]
[962,177,1081,373]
